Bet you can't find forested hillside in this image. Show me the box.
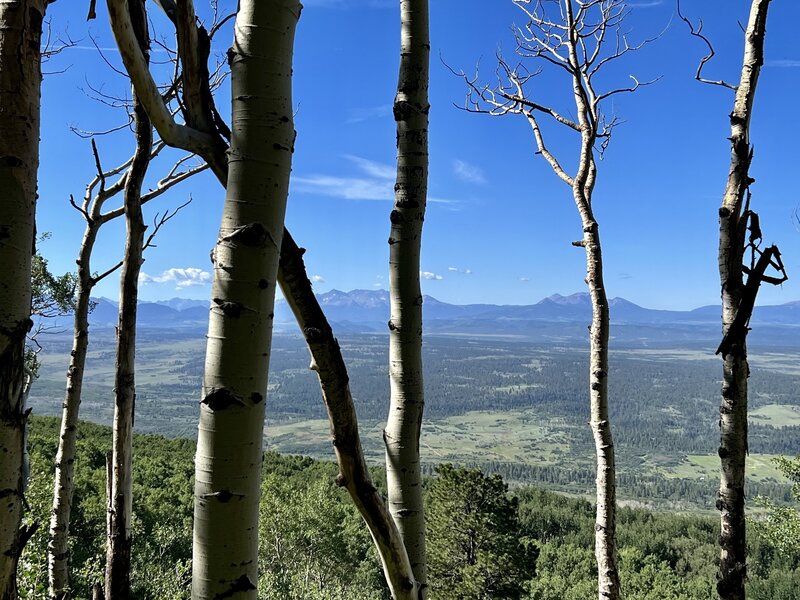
[18,418,800,599]
[28,330,798,510]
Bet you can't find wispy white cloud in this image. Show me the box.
[420,271,443,281]
[448,266,472,275]
[344,155,396,179]
[303,0,393,8]
[345,104,392,124]
[519,277,531,282]
[627,1,663,7]
[140,267,211,288]
[453,159,486,185]
[310,274,325,284]
[295,156,456,205]
[293,174,391,201]
[765,59,800,68]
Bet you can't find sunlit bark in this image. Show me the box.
[0,1,45,597]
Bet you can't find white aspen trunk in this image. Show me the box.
[717,3,771,599]
[0,2,45,598]
[580,209,618,600]
[107,3,418,594]
[191,2,299,597]
[563,3,618,596]
[384,0,430,594]
[104,2,151,596]
[48,227,100,600]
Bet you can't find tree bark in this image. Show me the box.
[717,3,771,599]
[106,4,419,596]
[191,2,299,598]
[384,0,430,594]
[279,236,420,600]
[0,1,45,598]
[47,231,98,600]
[104,2,151,597]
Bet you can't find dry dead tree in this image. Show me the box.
[679,3,787,599]
[451,1,658,598]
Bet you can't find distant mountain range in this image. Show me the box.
[66,289,800,346]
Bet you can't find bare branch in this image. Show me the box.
[142,198,192,251]
[677,0,738,91]
[594,73,661,105]
[523,110,574,186]
[141,159,208,203]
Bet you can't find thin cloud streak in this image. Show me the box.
[453,159,486,185]
[295,156,458,205]
[765,59,800,68]
[345,104,392,124]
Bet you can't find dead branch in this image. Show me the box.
[677,0,738,91]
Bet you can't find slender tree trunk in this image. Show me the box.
[562,3,619,595]
[191,2,299,598]
[279,235,419,600]
[105,2,151,597]
[0,1,45,598]
[48,229,99,599]
[107,3,419,594]
[717,3,771,599]
[580,208,618,600]
[384,0,430,594]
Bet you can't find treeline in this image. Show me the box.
[31,332,800,461]
[18,417,800,599]
[422,462,793,509]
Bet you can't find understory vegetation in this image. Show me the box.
[18,417,800,599]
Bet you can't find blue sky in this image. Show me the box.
[36,0,800,310]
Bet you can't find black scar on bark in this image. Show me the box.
[221,222,275,248]
[250,392,263,404]
[212,298,243,318]
[201,388,244,410]
[213,574,256,600]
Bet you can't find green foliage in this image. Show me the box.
[17,418,800,599]
[427,464,536,599]
[26,235,77,376]
[753,455,800,557]
[258,463,387,599]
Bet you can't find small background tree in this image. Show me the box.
[426,464,536,599]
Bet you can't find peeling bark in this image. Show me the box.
[716,3,771,599]
[190,2,299,598]
[0,1,45,597]
[384,1,430,594]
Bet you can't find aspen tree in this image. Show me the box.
[679,2,778,597]
[0,1,47,597]
[104,0,151,595]
[384,0,430,594]
[191,2,299,596]
[455,2,656,597]
[48,143,203,600]
[709,2,771,598]
[107,2,419,596]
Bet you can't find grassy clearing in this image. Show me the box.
[664,453,786,482]
[750,404,800,427]
[265,409,576,468]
